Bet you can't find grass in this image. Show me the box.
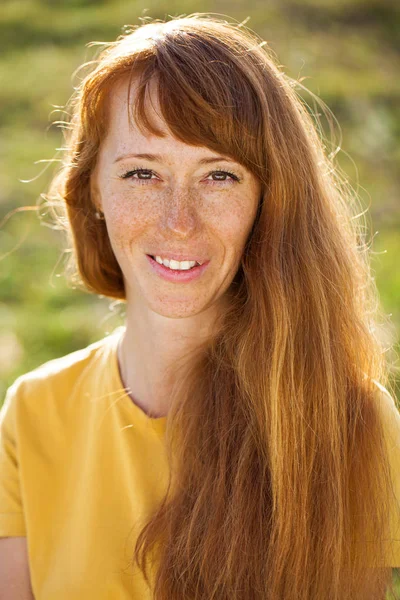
[0,0,398,394]
[0,0,399,592]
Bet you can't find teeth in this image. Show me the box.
[155,256,199,270]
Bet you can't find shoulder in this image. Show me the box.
[1,328,123,417]
[370,380,400,567]
[371,379,400,448]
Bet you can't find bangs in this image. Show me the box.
[124,31,267,181]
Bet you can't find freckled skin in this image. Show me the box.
[91,77,261,418]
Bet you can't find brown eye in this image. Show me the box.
[120,169,156,180]
[207,170,240,182]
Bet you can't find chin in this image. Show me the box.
[150,302,207,319]
[145,291,218,319]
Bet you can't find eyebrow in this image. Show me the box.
[113,152,238,165]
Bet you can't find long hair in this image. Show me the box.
[45,14,399,599]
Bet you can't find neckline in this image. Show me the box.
[107,326,168,434]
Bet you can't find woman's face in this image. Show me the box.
[92,77,261,318]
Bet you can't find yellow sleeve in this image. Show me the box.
[373,380,400,567]
[0,380,27,536]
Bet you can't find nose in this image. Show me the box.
[160,186,198,238]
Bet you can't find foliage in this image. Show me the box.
[0,0,399,398]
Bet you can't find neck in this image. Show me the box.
[116,296,221,418]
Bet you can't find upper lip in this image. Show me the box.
[147,253,208,265]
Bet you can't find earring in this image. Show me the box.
[95,210,105,220]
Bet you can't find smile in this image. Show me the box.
[146,254,210,283]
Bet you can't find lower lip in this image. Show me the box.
[146,255,210,282]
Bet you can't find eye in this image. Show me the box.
[206,170,241,184]
[119,167,242,185]
[119,168,158,181]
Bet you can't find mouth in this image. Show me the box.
[147,254,203,266]
[147,255,202,267]
[146,254,210,282]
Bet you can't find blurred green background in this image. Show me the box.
[0,0,399,404]
[0,0,400,592]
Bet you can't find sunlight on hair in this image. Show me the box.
[4,12,399,599]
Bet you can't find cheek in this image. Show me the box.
[101,184,259,257]
[103,190,155,247]
[216,198,258,254]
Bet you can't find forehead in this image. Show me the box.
[102,76,236,162]
[104,76,167,143]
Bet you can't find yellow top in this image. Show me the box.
[0,327,168,599]
[373,378,400,567]
[0,328,399,600]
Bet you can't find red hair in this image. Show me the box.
[45,14,399,599]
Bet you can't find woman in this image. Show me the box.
[0,13,399,600]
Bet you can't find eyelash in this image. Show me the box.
[119,167,241,185]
